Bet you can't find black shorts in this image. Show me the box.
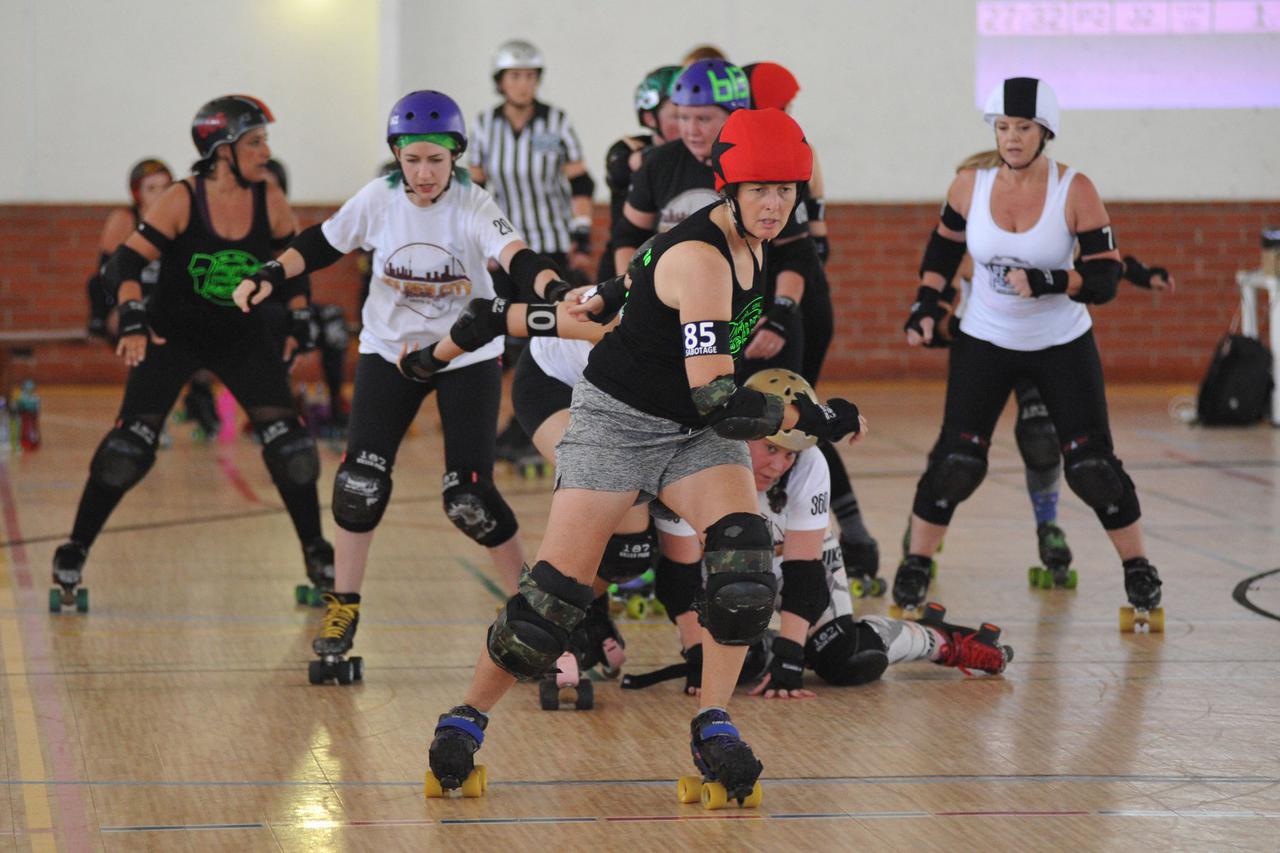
[512,347,574,438]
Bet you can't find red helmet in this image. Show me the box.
[744,62,800,111]
[710,108,812,191]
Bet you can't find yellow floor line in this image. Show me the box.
[0,551,58,852]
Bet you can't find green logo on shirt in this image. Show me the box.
[728,295,763,355]
[188,250,261,307]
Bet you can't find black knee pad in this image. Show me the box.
[487,560,594,679]
[923,435,988,507]
[257,419,319,489]
[779,559,830,625]
[805,615,890,686]
[89,419,160,491]
[332,450,393,533]
[702,512,777,646]
[1062,436,1142,529]
[442,470,518,547]
[1015,403,1060,472]
[597,526,656,583]
[654,555,702,622]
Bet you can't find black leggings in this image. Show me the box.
[912,330,1140,530]
[344,353,502,489]
[70,333,321,548]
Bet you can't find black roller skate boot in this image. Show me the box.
[425,705,489,798]
[1119,557,1164,633]
[918,602,1013,675]
[182,381,221,442]
[1029,522,1076,589]
[295,538,335,607]
[677,708,764,810]
[841,537,884,598]
[309,592,362,684]
[891,554,934,618]
[49,541,89,613]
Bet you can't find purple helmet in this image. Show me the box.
[671,59,751,111]
[386,90,468,153]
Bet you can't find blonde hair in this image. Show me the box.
[682,44,727,64]
[956,150,1002,172]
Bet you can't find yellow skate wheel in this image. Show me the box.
[676,775,702,804]
[850,578,866,598]
[1118,606,1136,633]
[424,771,444,799]
[700,781,729,810]
[742,781,763,809]
[460,766,486,798]
[1148,608,1165,633]
[626,595,649,620]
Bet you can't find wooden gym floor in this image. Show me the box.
[0,380,1276,852]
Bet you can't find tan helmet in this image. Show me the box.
[744,368,817,451]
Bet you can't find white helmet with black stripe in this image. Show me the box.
[492,39,545,75]
[983,77,1059,138]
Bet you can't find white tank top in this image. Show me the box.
[529,336,591,388]
[960,160,1091,351]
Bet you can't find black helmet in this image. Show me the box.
[191,95,274,159]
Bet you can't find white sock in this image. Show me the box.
[861,616,945,664]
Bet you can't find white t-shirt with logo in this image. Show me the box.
[321,174,523,371]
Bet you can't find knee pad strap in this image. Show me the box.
[443,470,518,547]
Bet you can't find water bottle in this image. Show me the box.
[0,397,9,453]
[18,380,40,451]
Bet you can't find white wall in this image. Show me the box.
[2,0,1277,204]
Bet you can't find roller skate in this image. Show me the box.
[890,554,934,619]
[1028,522,1076,589]
[424,705,489,799]
[676,709,763,810]
[900,516,940,579]
[918,602,1013,675]
[537,652,594,710]
[309,592,363,684]
[294,538,335,607]
[1119,557,1164,633]
[607,567,664,619]
[841,537,885,598]
[511,446,550,479]
[49,541,89,613]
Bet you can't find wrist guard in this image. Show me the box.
[398,343,447,382]
[570,216,592,255]
[793,394,861,442]
[762,295,798,338]
[904,285,946,336]
[117,299,148,337]
[451,297,511,352]
[586,275,627,323]
[1023,268,1070,297]
[766,636,806,692]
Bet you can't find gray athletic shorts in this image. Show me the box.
[555,379,750,504]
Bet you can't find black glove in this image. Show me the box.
[245,260,286,305]
[570,218,592,255]
[542,279,573,303]
[398,342,447,383]
[1021,268,1069,297]
[450,297,511,352]
[586,275,628,323]
[903,285,947,337]
[761,295,798,338]
[1122,255,1168,289]
[683,643,703,694]
[813,235,830,265]
[288,307,318,353]
[764,636,806,692]
[117,299,148,337]
[793,393,861,442]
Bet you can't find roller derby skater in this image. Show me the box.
[235,91,582,680]
[54,96,332,615]
[426,110,862,804]
[900,77,1163,629]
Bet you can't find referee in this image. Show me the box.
[471,39,596,461]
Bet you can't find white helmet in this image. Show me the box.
[493,39,544,75]
[983,77,1059,138]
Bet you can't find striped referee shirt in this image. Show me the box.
[472,100,584,255]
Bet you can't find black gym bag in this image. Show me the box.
[1196,333,1274,425]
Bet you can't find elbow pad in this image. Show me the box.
[918,229,967,280]
[102,245,150,296]
[1071,258,1123,305]
[568,172,595,198]
[293,223,345,272]
[692,375,785,440]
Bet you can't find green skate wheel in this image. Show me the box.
[625,595,648,620]
[1064,569,1078,589]
[74,588,89,613]
[1037,568,1054,590]
[48,588,62,613]
[1027,566,1041,587]
[649,599,666,617]
[294,584,310,605]
[870,578,887,597]
[306,587,324,608]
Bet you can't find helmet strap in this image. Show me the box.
[227,146,254,188]
[999,126,1047,171]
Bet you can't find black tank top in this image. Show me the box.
[585,204,765,426]
[149,177,273,346]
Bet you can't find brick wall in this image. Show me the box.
[1,200,1274,386]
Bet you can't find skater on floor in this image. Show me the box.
[634,369,1009,699]
[233,90,573,681]
[51,95,333,613]
[895,78,1163,626]
[422,109,863,806]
